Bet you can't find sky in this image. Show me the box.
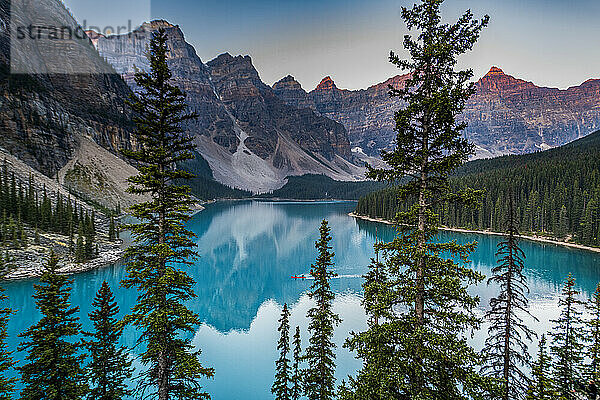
[63,0,600,91]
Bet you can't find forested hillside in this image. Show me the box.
[356,130,600,247]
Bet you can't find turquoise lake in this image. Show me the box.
[3,200,600,399]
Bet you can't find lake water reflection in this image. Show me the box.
[4,200,600,399]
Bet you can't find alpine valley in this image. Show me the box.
[3,1,600,399]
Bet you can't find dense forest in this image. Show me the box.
[0,163,99,259]
[260,174,385,200]
[356,130,600,247]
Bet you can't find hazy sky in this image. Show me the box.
[64,0,600,91]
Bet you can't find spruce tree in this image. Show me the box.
[272,303,291,400]
[108,217,116,242]
[342,242,396,399]
[0,273,15,399]
[526,335,555,400]
[586,283,600,381]
[69,226,75,254]
[18,251,88,399]
[291,326,302,400]
[18,216,27,248]
[550,273,585,400]
[349,0,494,398]
[121,28,213,400]
[85,233,94,260]
[482,194,536,400]
[85,281,133,400]
[76,235,86,263]
[303,220,340,400]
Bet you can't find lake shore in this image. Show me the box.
[349,212,600,255]
[4,239,125,281]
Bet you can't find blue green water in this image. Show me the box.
[3,200,600,399]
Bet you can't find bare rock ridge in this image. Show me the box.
[273,73,412,157]
[206,53,351,161]
[91,22,362,192]
[273,67,600,158]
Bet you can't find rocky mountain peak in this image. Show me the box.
[272,76,316,111]
[485,66,505,76]
[84,30,104,39]
[84,30,105,47]
[90,27,358,192]
[208,53,257,71]
[207,53,261,84]
[477,66,537,93]
[315,76,337,91]
[274,66,600,160]
[142,20,176,30]
[273,75,303,90]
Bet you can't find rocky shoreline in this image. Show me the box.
[3,203,207,281]
[4,239,125,281]
[349,212,600,255]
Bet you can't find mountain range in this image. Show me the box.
[273,67,600,158]
[2,2,599,203]
[89,21,363,193]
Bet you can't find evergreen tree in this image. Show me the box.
[69,228,74,254]
[586,283,600,381]
[526,335,555,400]
[18,216,27,248]
[350,0,494,398]
[85,233,94,260]
[75,235,86,263]
[303,220,340,400]
[550,273,585,400]
[0,270,15,399]
[356,137,600,249]
[108,217,116,242]
[120,28,214,400]
[291,326,302,400]
[482,194,537,399]
[272,303,291,400]
[342,241,396,399]
[18,251,88,399]
[85,281,133,400]
[558,205,569,239]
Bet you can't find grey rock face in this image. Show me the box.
[92,22,359,191]
[274,74,410,157]
[206,54,351,161]
[0,0,134,178]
